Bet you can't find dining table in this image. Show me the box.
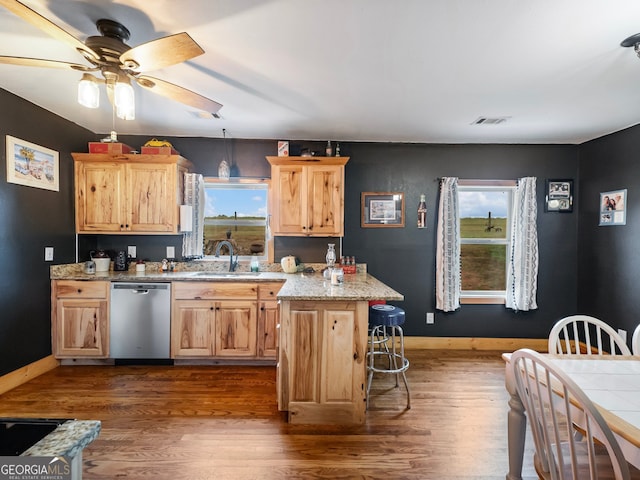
[503,352,640,480]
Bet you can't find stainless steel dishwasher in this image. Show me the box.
[110,282,171,359]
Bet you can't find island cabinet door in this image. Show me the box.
[214,300,258,357]
[171,300,216,357]
[283,301,368,424]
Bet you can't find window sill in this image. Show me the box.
[460,296,506,305]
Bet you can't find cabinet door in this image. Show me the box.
[280,301,367,424]
[75,162,125,232]
[306,165,344,236]
[172,300,216,357]
[272,164,307,235]
[55,299,108,357]
[215,300,257,357]
[258,299,279,359]
[126,163,177,233]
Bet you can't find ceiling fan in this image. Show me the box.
[0,0,223,119]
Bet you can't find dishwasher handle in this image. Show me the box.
[132,289,150,295]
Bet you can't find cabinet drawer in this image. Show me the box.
[258,282,284,300]
[54,280,109,299]
[173,282,258,300]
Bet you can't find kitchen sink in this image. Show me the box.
[0,418,71,455]
[188,272,262,278]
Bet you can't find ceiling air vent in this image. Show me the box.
[471,116,510,125]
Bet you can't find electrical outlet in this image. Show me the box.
[128,245,137,258]
[618,328,628,343]
[44,246,54,261]
[166,246,175,259]
[426,312,434,324]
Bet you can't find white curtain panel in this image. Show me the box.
[506,177,539,311]
[182,173,205,258]
[435,177,461,312]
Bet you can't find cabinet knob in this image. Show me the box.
[210,306,214,311]
[77,289,82,293]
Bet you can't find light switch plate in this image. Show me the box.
[166,246,175,259]
[44,246,54,261]
[128,245,137,258]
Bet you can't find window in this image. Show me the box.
[203,179,271,261]
[458,180,515,303]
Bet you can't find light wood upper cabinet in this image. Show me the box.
[266,156,349,237]
[52,280,110,358]
[73,153,191,234]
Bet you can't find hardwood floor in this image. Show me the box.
[0,350,540,479]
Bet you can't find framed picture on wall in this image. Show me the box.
[5,135,59,191]
[599,189,627,226]
[361,192,404,227]
[545,179,573,212]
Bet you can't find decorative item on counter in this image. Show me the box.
[169,260,176,272]
[331,267,344,286]
[325,141,332,157]
[340,255,357,274]
[141,138,179,155]
[136,260,146,273]
[90,250,111,272]
[251,255,260,272]
[280,255,298,274]
[326,243,336,269]
[417,194,427,228]
[84,260,96,274]
[278,141,289,157]
[161,259,169,272]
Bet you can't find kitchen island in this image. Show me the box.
[276,272,403,424]
[50,263,403,425]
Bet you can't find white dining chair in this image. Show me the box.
[511,348,632,480]
[548,315,631,356]
[632,325,640,356]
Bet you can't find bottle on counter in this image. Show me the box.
[251,255,260,272]
[326,243,336,269]
[417,194,427,229]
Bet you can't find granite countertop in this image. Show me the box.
[24,420,101,458]
[51,263,404,301]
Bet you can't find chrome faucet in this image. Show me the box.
[215,240,238,272]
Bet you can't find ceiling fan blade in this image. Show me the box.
[0,0,99,60]
[136,75,222,114]
[0,55,89,70]
[121,33,204,72]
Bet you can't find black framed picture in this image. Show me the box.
[545,179,573,213]
[361,192,405,227]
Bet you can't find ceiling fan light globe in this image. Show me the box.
[78,73,100,108]
[114,77,135,120]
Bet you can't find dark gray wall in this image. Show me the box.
[577,124,640,336]
[0,86,588,376]
[0,89,93,375]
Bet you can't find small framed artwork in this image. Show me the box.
[545,179,573,212]
[599,189,627,226]
[6,135,59,191]
[361,192,405,227]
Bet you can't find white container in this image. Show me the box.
[136,263,146,273]
[94,258,111,272]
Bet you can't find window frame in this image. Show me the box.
[200,177,273,264]
[458,179,516,305]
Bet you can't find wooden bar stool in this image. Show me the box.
[366,304,411,410]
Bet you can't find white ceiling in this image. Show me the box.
[2,0,640,144]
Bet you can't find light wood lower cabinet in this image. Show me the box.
[278,300,368,424]
[171,281,281,360]
[51,280,110,358]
